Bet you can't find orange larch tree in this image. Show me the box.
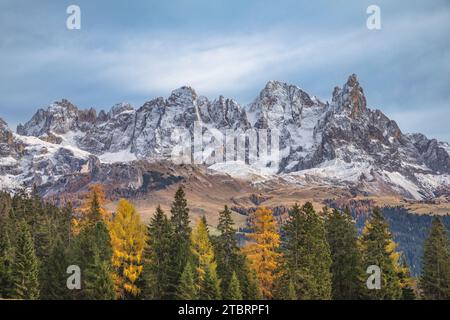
[243,206,281,299]
[72,184,111,235]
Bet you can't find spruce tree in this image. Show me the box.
[40,239,69,300]
[11,221,40,300]
[176,261,197,300]
[359,207,403,300]
[398,256,416,300]
[169,186,192,297]
[420,218,450,300]
[326,207,364,299]
[215,206,238,290]
[214,205,257,299]
[287,279,297,300]
[68,220,114,300]
[84,252,116,300]
[88,190,102,223]
[225,271,243,300]
[142,206,173,299]
[199,267,222,300]
[244,265,263,300]
[0,224,14,298]
[281,203,332,300]
[73,184,110,234]
[0,194,13,298]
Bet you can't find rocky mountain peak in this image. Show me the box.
[4,76,450,200]
[246,79,322,130]
[0,118,12,142]
[0,117,7,129]
[168,86,198,105]
[332,74,367,118]
[16,99,98,137]
[108,103,134,118]
[49,99,79,112]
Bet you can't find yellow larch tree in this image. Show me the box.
[243,206,281,299]
[191,217,218,282]
[109,199,146,299]
[191,217,221,299]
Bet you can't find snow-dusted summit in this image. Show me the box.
[1,75,449,199]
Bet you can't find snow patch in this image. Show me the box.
[382,171,422,200]
[99,148,137,164]
[0,156,18,166]
[209,161,276,181]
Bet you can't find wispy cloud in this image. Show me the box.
[0,1,449,142]
[5,8,448,97]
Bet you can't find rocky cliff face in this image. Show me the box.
[1,74,449,200]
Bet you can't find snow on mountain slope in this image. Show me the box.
[440,142,450,156]
[99,148,138,164]
[0,121,94,191]
[1,74,449,199]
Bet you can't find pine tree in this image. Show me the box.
[191,217,221,300]
[243,206,281,299]
[326,207,364,300]
[142,206,173,299]
[30,193,52,262]
[0,223,14,298]
[420,218,450,300]
[359,207,403,300]
[109,199,146,299]
[215,206,238,290]
[169,186,192,297]
[68,220,115,300]
[245,266,263,300]
[280,203,332,300]
[11,221,40,300]
[214,205,258,299]
[88,191,102,223]
[72,184,110,234]
[177,261,197,300]
[398,256,416,300]
[199,267,222,300]
[85,221,115,300]
[225,271,243,300]
[40,239,69,300]
[287,279,297,300]
[84,252,116,300]
[0,194,14,298]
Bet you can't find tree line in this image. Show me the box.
[0,186,448,300]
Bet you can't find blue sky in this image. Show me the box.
[1,0,449,142]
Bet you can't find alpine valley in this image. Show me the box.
[1,74,450,274]
[1,74,449,203]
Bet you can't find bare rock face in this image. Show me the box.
[4,75,450,200]
[332,74,367,118]
[408,133,450,173]
[17,99,97,136]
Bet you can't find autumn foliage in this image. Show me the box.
[1,186,443,301]
[243,206,281,299]
[109,199,146,299]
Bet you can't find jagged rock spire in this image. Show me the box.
[332,74,367,118]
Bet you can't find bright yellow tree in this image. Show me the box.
[191,217,221,299]
[243,207,281,299]
[109,199,146,299]
[191,218,218,281]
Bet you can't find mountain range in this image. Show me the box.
[1,74,449,202]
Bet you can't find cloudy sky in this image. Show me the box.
[1,0,449,141]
